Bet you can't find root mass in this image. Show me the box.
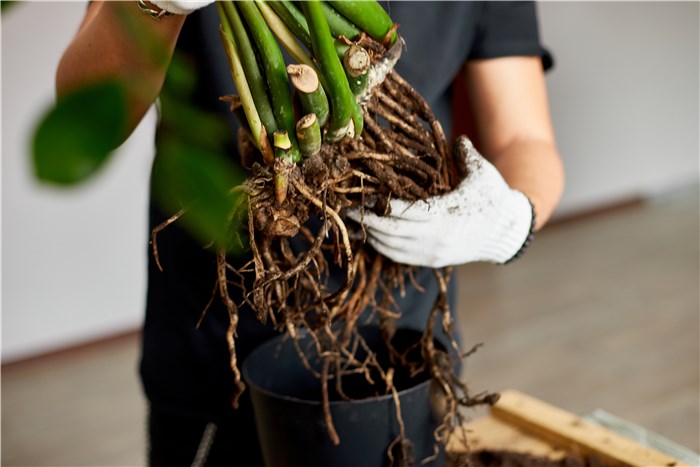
[154,41,497,464]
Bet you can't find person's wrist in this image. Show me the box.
[136,0,174,19]
[474,189,534,264]
[504,197,536,264]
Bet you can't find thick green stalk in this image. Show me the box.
[287,64,329,128]
[217,24,274,164]
[347,72,368,98]
[350,99,363,138]
[273,158,293,205]
[267,1,312,50]
[334,41,350,61]
[255,1,320,81]
[343,45,370,96]
[266,1,352,64]
[296,114,322,157]
[238,1,300,162]
[218,2,277,136]
[319,1,360,40]
[302,0,359,141]
[272,131,294,205]
[327,1,397,45]
[273,130,292,151]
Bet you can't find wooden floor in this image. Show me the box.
[455,186,700,455]
[3,186,698,466]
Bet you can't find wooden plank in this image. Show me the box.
[491,390,686,467]
[449,415,567,460]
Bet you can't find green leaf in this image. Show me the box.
[158,91,233,151]
[163,52,198,98]
[32,80,128,185]
[152,135,246,252]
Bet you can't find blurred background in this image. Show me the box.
[2,1,698,465]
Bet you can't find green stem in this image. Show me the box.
[217,24,274,164]
[320,1,360,40]
[273,156,294,205]
[334,41,350,60]
[343,44,370,77]
[238,1,300,162]
[327,1,397,45]
[219,2,277,136]
[267,1,312,50]
[302,0,359,142]
[273,130,292,151]
[343,45,370,96]
[347,72,368,98]
[287,64,329,128]
[266,1,352,64]
[255,0,318,76]
[350,99,363,138]
[296,114,322,157]
[272,131,293,204]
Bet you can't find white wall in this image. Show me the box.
[539,1,699,214]
[1,2,698,361]
[2,2,155,362]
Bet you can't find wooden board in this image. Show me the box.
[450,390,686,467]
[448,414,569,460]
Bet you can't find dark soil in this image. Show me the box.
[448,451,603,467]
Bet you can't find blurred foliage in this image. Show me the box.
[32,80,128,185]
[153,51,247,252]
[30,7,246,252]
[153,135,245,252]
[163,53,198,98]
[0,1,18,13]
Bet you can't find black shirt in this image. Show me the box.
[141,1,551,421]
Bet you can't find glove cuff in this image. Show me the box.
[477,190,535,264]
[505,198,536,264]
[149,0,206,15]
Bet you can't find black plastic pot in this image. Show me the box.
[242,327,446,467]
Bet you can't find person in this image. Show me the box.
[56,1,564,465]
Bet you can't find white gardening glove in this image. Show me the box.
[347,136,535,268]
[148,0,213,15]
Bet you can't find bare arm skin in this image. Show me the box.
[465,56,565,229]
[56,1,186,140]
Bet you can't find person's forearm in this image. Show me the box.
[464,57,564,230]
[488,139,564,230]
[56,1,185,137]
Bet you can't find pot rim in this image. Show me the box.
[241,330,435,407]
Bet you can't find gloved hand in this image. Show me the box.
[148,0,213,15]
[347,136,535,268]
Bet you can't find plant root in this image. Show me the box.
[217,250,245,409]
[150,207,187,272]
[152,37,494,460]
